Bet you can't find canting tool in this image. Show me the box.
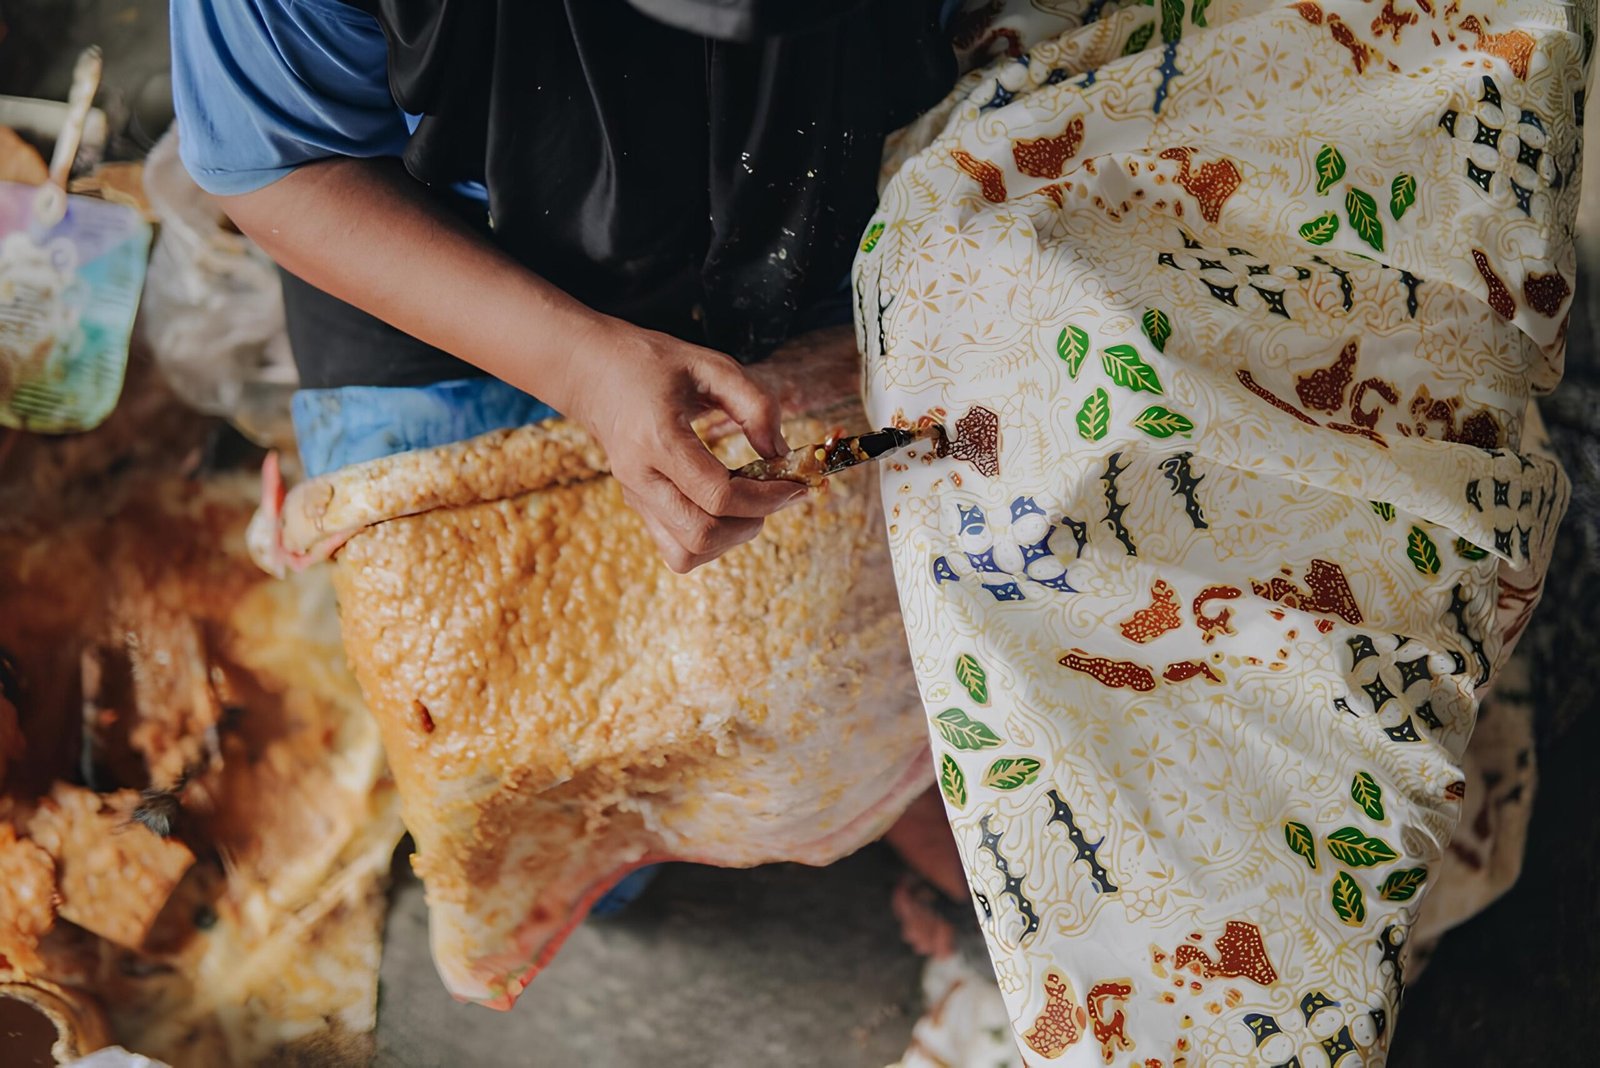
[734,423,948,486]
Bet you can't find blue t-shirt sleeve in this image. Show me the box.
[170,0,411,195]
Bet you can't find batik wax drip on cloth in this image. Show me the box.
[255,328,935,1007]
[857,0,1586,1062]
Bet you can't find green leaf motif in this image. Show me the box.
[1370,500,1395,522]
[860,221,886,253]
[1122,22,1155,55]
[1141,308,1172,353]
[1332,871,1367,926]
[1284,821,1318,871]
[1378,867,1429,902]
[1131,405,1194,439]
[934,708,1003,751]
[1191,0,1210,25]
[1351,772,1385,822]
[1454,537,1489,561]
[955,653,990,706]
[939,753,968,810]
[1345,187,1385,252]
[1077,388,1111,442]
[1406,526,1441,575]
[1315,144,1347,195]
[1325,826,1401,868]
[982,757,1043,791]
[1298,211,1340,246]
[1159,0,1184,43]
[1057,324,1090,378]
[1390,173,1417,221]
[1101,345,1164,394]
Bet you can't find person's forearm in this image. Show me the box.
[217,155,803,573]
[217,156,604,413]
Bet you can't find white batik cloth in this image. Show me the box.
[858,0,1588,1062]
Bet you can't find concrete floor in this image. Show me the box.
[6,3,1600,1065]
[376,849,925,1068]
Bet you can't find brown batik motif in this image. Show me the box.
[1157,148,1243,224]
[949,406,1002,477]
[951,149,1008,202]
[1013,117,1085,179]
[861,0,1579,1063]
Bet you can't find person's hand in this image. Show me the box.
[561,321,805,573]
[218,158,803,576]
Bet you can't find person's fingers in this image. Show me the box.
[691,355,789,459]
[624,485,731,574]
[624,486,699,573]
[656,422,803,519]
[891,876,956,960]
[623,477,764,572]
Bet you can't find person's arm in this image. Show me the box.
[220,156,802,572]
[169,0,799,571]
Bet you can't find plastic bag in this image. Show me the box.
[138,129,296,448]
[64,1047,172,1068]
